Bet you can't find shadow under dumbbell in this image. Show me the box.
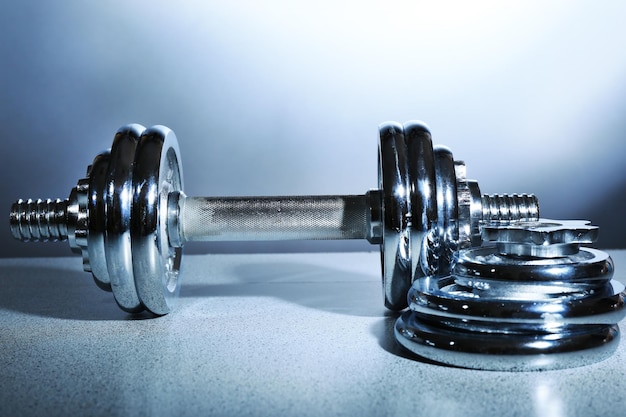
[179,261,386,318]
[0,256,389,321]
[369,314,448,365]
[0,265,148,321]
[370,313,414,359]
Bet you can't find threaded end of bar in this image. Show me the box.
[481,193,539,222]
[10,198,69,242]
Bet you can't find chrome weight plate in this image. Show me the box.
[87,150,112,291]
[131,126,184,315]
[104,124,145,313]
[404,121,437,286]
[378,122,412,311]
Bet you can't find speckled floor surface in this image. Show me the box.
[1,250,626,417]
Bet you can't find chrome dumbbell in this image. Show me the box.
[9,121,538,315]
[395,219,625,370]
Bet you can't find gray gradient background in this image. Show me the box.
[2,1,625,258]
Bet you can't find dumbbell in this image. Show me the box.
[9,121,539,315]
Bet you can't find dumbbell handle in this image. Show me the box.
[11,191,537,246]
[178,194,374,243]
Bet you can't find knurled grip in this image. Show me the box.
[179,195,370,242]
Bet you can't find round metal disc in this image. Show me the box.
[131,126,184,315]
[404,121,436,281]
[87,150,112,291]
[482,219,599,258]
[104,124,145,313]
[432,146,459,276]
[454,246,614,283]
[378,122,411,311]
[409,275,623,325]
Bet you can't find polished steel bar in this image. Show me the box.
[179,194,370,242]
